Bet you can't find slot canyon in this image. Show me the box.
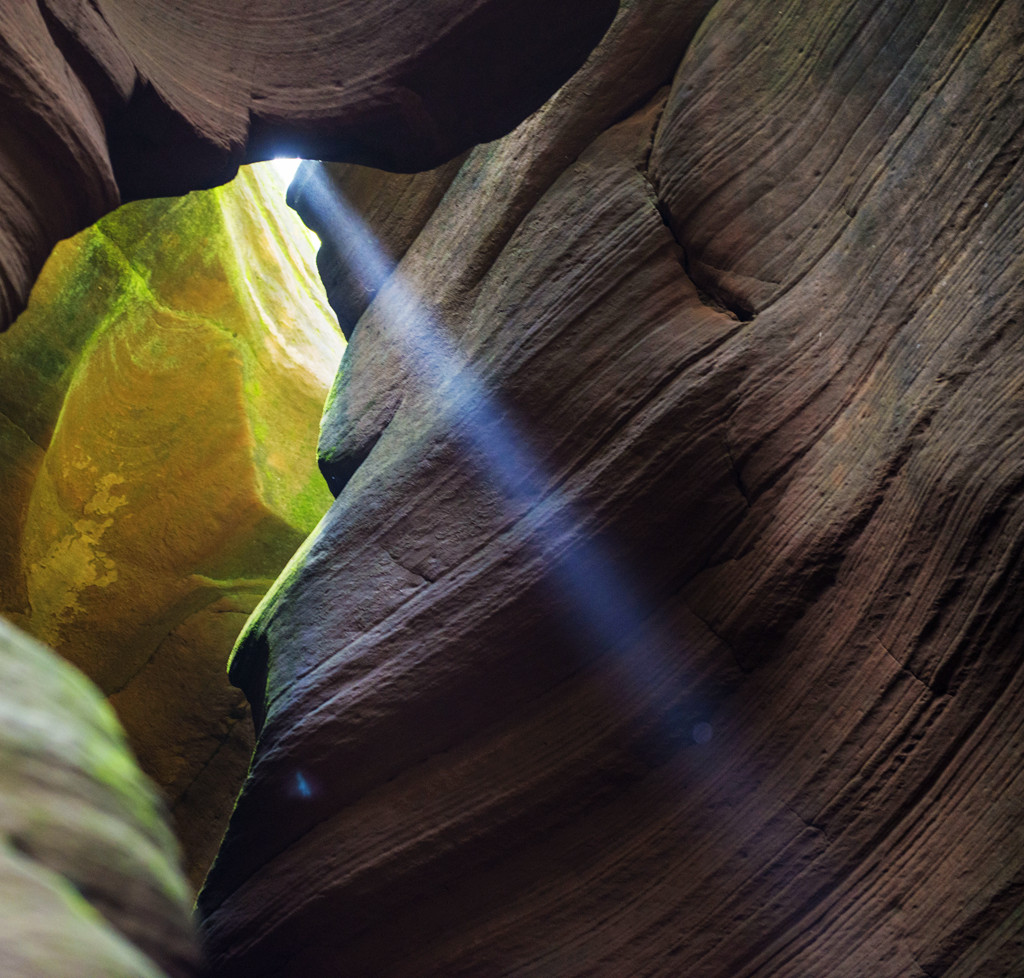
[2,1,1024,976]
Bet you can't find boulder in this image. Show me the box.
[0,163,343,886]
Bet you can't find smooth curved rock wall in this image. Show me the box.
[0,616,199,977]
[0,0,617,332]
[199,1,1024,975]
[3,0,1023,974]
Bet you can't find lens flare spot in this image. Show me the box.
[692,721,713,745]
[293,770,313,798]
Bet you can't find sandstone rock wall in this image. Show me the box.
[0,164,343,886]
[199,1,1024,975]
[0,0,617,332]
[0,616,199,977]
[2,0,1024,974]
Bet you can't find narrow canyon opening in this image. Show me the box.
[0,160,345,888]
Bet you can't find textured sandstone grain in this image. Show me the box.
[288,157,468,340]
[200,0,1024,975]
[3,0,1024,974]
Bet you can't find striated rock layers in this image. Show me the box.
[0,0,617,331]
[199,1,1024,976]
[0,163,343,886]
[0,615,198,977]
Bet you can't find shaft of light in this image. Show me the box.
[300,162,705,742]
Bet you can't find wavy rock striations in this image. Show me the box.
[0,164,342,887]
[0,0,617,332]
[288,157,469,341]
[199,1,1024,975]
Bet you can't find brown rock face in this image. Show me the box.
[4,0,1024,975]
[288,157,469,341]
[0,0,617,331]
[197,1,1024,975]
[0,164,342,887]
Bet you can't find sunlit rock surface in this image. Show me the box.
[3,0,1024,974]
[0,616,199,977]
[0,163,343,886]
[200,1,1024,975]
[0,0,617,329]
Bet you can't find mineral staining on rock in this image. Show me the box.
[0,162,344,886]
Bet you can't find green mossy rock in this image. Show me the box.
[0,163,343,886]
[0,615,199,977]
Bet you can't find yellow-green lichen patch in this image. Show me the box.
[0,160,344,883]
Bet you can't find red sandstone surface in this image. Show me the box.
[3,1,1024,976]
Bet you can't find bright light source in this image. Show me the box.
[270,157,302,185]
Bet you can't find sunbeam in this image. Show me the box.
[299,162,711,749]
[270,157,302,186]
